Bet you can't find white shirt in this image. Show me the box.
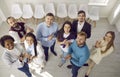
[77,21,85,32]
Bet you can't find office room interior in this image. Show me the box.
[0,0,120,77]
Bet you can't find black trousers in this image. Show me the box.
[42,42,57,61]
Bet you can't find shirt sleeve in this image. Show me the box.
[68,44,73,54]
[36,25,48,41]
[2,53,24,68]
[102,46,114,57]
[9,31,21,43]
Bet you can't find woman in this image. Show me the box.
[85,31,115,77]
[24,32,45,74]
[57,21,76,67]
[0,35,32,77]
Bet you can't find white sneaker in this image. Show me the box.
[10,74,15,77]
[35,68,42,75]
[32,73,36,77]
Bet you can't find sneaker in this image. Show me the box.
[83,63,88,66]
[67,65,72,69]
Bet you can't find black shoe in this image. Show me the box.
[45,57,48,62]
[67,65,72,69]
[83,63,88,66]
[85,74,88,77]
[53,52,57,56]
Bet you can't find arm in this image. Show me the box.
[24,24,34,33]
[36,25,48,41]
[101,46,114,57]
[9,31,21,43]
[2,52,24,68]
[65,44,73,60]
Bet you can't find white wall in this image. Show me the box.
[116,15,120,32]
[0,0,117,18]
[108,0,120,25]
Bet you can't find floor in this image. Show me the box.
[0,18,120,77]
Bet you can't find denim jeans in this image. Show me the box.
[42,42,57,61]
[18,63,32,77]
[61,51,68,64]
[71,62,81,77]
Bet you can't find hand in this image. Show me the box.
[48,34,54,41]
[65,54,71,60]
[95,40,101,48]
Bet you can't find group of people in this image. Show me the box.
[0,10,115,77]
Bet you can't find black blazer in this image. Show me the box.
[71,20,91,38]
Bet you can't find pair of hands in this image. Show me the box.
[48,34,54,41]
[19,53,33,63]
[95,40,102,48]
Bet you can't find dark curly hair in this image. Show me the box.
[0,35,14,47]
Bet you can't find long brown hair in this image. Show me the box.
[101,31,115,54]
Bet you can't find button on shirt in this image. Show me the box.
[36,22,58,47]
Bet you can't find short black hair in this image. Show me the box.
[0,35,14,47]
[78,10,86,16]
[46,13,54,17]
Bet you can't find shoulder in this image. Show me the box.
[53,22,58,27]
[72,20,78,24]
[84,21,91,26]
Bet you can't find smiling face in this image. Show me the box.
[78,13,86,23]
[7,17,16,27]
[45,16,54,27]
[104,33,112,43]
[25,36,34,46]
[4,39,14,50]
[76,35,86,46]
[64,24,71,34]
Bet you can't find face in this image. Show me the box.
[104,33,112,42]
[4,39,14,50]
[64,24,71,34]
[76,35,86,46]
[45,16,54,26]
[78,13,86,22]
[7,18,16,27]
[26,36,34,46]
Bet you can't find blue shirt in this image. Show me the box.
[36,22,58,47]
[68,40,90,67]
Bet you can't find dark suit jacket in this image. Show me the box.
[71,20,91,38]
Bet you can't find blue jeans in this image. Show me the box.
[18,63,32,77]
[61,51,68,64]
[71,62,81,77]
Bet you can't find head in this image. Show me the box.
[6,17,17,27]
[61,21,72,34]
[25,32,37,46]
[104,31,115,43]
[0,35,15,50]
[25,32,38,56]
[102,31,115,53]
[45,13,54,27]
[76,31,87,46]
[77,10,86,23]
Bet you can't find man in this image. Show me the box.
[71,10,91,38]
[7,16,34,43]
[36,13,58,61]
[67,10,91,69]
[65,32,90,77]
